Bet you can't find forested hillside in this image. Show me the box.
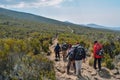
[0,8,120,80]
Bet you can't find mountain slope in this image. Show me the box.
[0,7,69,25]
[87,23,120,31]
[87,24,105,29]
[1,7,120,34]
[1,7,120,31]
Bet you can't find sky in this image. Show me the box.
[0,0,120,27]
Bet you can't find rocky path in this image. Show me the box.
[48,38,120,80]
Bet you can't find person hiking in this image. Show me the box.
[54,43,61,60]
[61,43,69,61]
[93,41,103,71]
[66,44,76,74]
[74,43,86,78]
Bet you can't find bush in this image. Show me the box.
[89,58,94,66]
[103,54,115,70]
[106,60,115,70]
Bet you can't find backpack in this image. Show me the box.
[96,49,104,56]
[74,46,85,60]
[68,48,75,60]
[62,44,68,51]
[95,43,103,56]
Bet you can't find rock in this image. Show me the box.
[56,67,65,74]
[94,76,99,80]
[111,74,116,78]
[0,75,3,80]
[82,71,92,80]
[91,71,97,76]
[116,75,120,79]
[98,69,111,79]
[111,69,119,75]
[87,69,92,73]
[83,75,91,80]
[66,77,72,80]
[117,62,120,67]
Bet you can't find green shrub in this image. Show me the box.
[89,58,94,66]
[103,54,115,70]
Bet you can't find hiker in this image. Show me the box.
[93,41,103,71]
[54,43,61,60]
[74,43,86,77]
[61,43,69,61]
[66,44,76,74]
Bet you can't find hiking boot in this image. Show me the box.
[94,67,97,69]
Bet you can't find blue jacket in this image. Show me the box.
[54,44,60,52]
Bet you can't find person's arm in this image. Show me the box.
[66,49,71,58]
[83,48,86,59]
[82,48,86,63]
[58,46,61,52]
[93,45,97,57]
[66,53,69,58]
[54,46,57,52]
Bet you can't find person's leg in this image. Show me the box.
[75,60,79,76]
[55,52,57,59]
[98,58,101,71]
[79,60,82,75]
[64,51,67,61]
[67,59,71,74]
[94,58,97,69]
[58,52,60,59]
[62,51,65,60]
[62,51,66,61]
[73,61,76,74]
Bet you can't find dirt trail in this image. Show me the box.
[49,38,58,61]
[67,26,74,33]
[48,38,119,80]
[48,38,78,80]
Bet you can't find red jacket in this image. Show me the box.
[93,43,102,58]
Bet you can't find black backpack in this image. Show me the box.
[74,46,85,60]
[62,44,68,51]
[96,49,104,56]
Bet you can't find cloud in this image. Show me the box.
[6,0,12,2]
[68,0,73,2]
[0,2,26,8]
[0,0,64,8]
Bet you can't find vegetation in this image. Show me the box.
[0,7,120,79]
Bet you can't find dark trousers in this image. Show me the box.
[67,59,76,74]
[94,58,101,70]
[55,51,60,59]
